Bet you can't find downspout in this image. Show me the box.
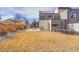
[68,8,71,24]
[67,8,71,30]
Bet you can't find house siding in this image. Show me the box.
[39,11,60,31]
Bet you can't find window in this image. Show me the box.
[71,15,74,18]
[48,15,52,18]
[74,14,76,17]
[40,16,45,20]
[52,24,58,26]
[71,13,77,18]
[54,16,59,20]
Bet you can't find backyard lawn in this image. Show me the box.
[0,31,79,51]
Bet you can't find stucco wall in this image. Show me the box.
[39,20,50,31]
[59,9,69,20]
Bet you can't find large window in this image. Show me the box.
[40,16,45,20]
[52,24,58,27]
[54,16,59,20]
[71,13,77,18]
[48,15,52,18]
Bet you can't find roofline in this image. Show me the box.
[58,7,71,9]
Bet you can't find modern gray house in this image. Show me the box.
[39,7,79,31]
[39,11,60,31]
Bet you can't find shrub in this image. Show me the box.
[0,23,27,36]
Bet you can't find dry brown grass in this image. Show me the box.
[0,31,79,52]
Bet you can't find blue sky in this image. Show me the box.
[0,7,56,23]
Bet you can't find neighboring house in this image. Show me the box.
[2,19,16,24]
[39,7,79,31]
[2,19,26,25]
[69,9,79,23]
[1,15,14,22]
[14,19,26,25]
